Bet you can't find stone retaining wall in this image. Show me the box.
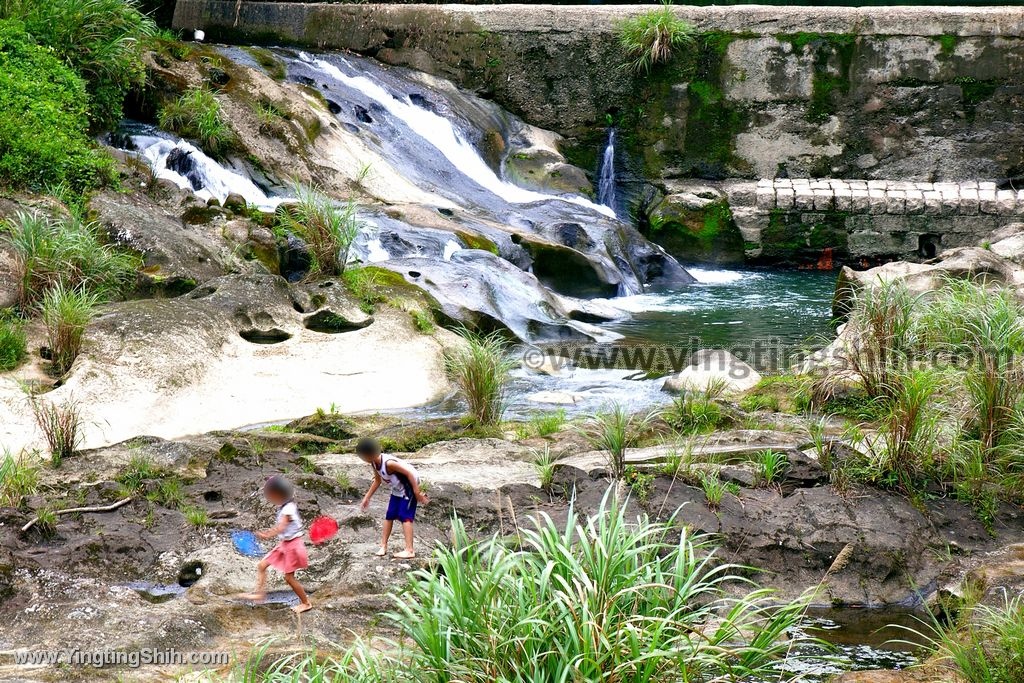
[654,179,1019,266]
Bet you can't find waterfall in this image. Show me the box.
[127,130,283,211]
[297,52,615,219]
[597,128,616,212]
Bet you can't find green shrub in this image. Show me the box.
[41,284,98,375]
[0,20,114,191]
[3,0,155,130]
[1,211,139,308]
[0,315,26,371]
[444,328,516,426]
[391,492,812,682]
[276,184,360,277]
[158,87,235,156]
[618,1,695,74]
[0,449,39,506]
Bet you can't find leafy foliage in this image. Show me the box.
[0,20,113,191]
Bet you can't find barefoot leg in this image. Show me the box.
[284,572,311,611]
[379,519,394,555]
[401,521,415,556]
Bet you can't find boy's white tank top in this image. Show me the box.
[377,454,416,499]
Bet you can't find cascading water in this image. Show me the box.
[120,125,284,211]
[296,52,616,219]
[597,128,617,213]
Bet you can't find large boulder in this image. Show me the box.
[662,349,761,395]
[89,190,245,292]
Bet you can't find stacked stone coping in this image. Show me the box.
[754,179,1024,217]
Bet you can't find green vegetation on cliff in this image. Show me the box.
[157,87,236,157]
[1,0,155,130]
[0,21,114,191]
[618,2,695,74]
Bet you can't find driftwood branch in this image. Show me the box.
[21,496,134,533]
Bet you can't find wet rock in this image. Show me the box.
[89,189,246,293]
[662,349,762,395]
[0,243,19,309]
[504,125,593,197]
[223,192,248,213]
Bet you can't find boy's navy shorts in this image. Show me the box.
[386,494,417,522]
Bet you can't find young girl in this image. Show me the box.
[240,476,312,613]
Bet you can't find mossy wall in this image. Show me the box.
[174,2,1024,189]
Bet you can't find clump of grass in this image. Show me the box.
[411,308,435,334]
[532,445,561,490]
[390,491,813,682]
[276,184,360,277]
[664,383,725,435]
[754,449,789,488]
[41,283,98,375]
[182,504,209,527]
[158,87,235,156]
[116,453,163,493]
[33,505,58,537]
[580,403,656,480]
[342,266,386,313]
[147,477,186,508]
[618,1,695,74]
[0,315,27,371]
[701,472,727,509]
[0,449,40,507]
[29,396,83,467]
[444,328,516,426]
[530,409,567,437]
[1,211,139,308]
[739,393,780,412]
[873,369,941,488]
[914,592,1024,682]
[843,279,919,401]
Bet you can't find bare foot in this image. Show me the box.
[237,592,266,603]
[374,547,387,557]
[291,602,313,614]
[393,550,415,560]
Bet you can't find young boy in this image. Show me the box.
[356,437,429,559]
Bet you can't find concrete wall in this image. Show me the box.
[174,3,1024,183]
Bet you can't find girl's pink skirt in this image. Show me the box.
[265,537,308,574]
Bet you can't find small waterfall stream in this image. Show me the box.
[597,128,617,213]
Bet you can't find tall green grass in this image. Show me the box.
[276,184,360,277]
[41,284,98,375]
[391,492,813,682]
[0,449,40,507]
[1,211,138,308]
[0,315,27,371]
[844,279,919,401]
[444,328,516,426]
[618,1,695,74]
[911,592,1024,683]
[158,87,236,157]
[581,403,657,479]
[2,0,156,129]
